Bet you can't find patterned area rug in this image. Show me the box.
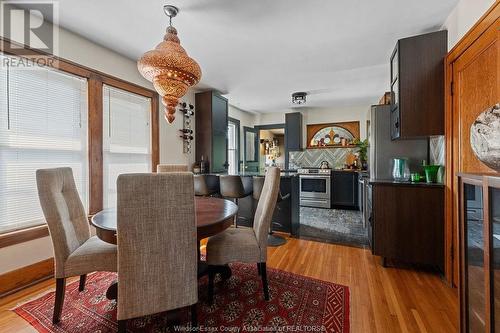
[13,263,349,333]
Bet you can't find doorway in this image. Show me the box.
[257,127,285,172]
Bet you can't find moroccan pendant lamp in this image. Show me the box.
[137,5,201,123]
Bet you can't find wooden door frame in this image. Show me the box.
[444,2,499,286]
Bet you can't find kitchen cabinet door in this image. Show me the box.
[211,94,228,172]
[332,172,358,208]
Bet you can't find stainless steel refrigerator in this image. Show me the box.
[368,105,428,180]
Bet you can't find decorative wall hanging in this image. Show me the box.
[470,103,500,171]
[178,102,195,153]
[138,5,201,124]
[306,121,360,148]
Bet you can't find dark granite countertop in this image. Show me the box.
[369,179,445,187]
[204,171,297,178]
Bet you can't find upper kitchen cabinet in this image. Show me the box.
[285,112,303,168]
[390,30,447,140]
[195,91,229,173]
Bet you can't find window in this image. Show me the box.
[0,54,88,233]
[227,119,240,175]
[102,85,152,209]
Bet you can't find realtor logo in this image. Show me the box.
[1,1,59,56]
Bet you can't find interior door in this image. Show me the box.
[243,127,259,172]
[451,16,499,286]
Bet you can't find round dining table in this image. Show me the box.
[91,196,238,300]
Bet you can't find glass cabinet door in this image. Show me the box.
[464,183,485,332]
[491,187,500,332]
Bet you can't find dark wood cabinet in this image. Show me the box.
[458,173,500,333]
[284,112,302,169]
[332,171,358,209]
[390,30,447,139]
[371,182,444,270]
[195,91,228,173]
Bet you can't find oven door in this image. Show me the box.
[299,175,330,199]
[299,175,331,208]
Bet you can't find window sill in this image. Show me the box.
[0,225,50,249]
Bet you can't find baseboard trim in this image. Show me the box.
[0,258,54,297]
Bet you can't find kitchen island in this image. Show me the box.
[201,171,300,236]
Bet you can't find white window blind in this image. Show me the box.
[228,122,237,175]
[103,85,151,209]
[0,54,88,233]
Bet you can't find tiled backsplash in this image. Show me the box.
[289,148,358,169]
[430,136,445,166]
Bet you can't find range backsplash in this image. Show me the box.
[289,148,358,169]
[430,135,445,166]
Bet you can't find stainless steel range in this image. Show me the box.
[298,168,331,209]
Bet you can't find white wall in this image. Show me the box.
[0,13,197,274]
[442,0,496,49]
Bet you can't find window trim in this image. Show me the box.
[228,117,240,173]
[0,37,160,244]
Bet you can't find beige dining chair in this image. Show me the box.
[36,167,117,324]
[205,167,280,302]
[157,164,188,172]
[116,172,198,332]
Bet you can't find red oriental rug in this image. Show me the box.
[13,263,349,332]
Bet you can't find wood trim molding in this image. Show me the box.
[151,94,160,171]
[88,75,104,215]
[0,258,54,297]
[443,1,500,287]
[446,2,500,63]
[0,225,49,249]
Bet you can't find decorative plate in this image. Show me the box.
[470,103,500,171]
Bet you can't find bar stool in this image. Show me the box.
[253,176,288,247]
[219,175,253,227]
[194,174,219,197]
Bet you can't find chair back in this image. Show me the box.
[116,172,197,321]
[253,167,280,259]
[36,168,90,278]
[157,164,188,172]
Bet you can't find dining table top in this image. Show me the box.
[91,196,238,244]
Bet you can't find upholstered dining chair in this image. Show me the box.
[157,164,188,172]
[116,172,198,332]
[36,167,117,324]
[206,167,280,302]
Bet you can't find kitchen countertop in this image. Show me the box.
[204,171,297,178]
[369,179,445,187]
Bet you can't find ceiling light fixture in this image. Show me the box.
[137,5,202,124]
[292,92,307,105]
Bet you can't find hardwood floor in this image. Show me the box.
[0,237,458,332]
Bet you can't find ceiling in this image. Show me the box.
[37,0,458,113]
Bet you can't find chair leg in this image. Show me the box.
[118,320,127,333]
[234,198,238,228]
[208,268,215,305]
[191,303,198,327]
[78,274,87,292]
[53,278,66,324]
[260,263,270,301]
[257,263,261,276]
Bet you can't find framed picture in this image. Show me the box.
[306,121,360,148]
